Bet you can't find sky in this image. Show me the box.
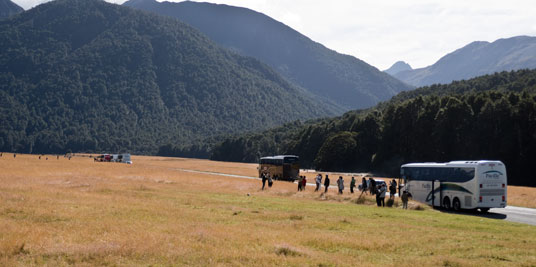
[12,0,536,70]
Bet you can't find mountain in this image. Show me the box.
[0,0,337,155]
[210,69,536,186]
[384,61,412,76]
[0,0,23,19]
[394,36,536,87]
[123,0,413,111]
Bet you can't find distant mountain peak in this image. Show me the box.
[384,61,412,76]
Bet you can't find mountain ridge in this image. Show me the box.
[124,0,414,110]
[394,36,536,86]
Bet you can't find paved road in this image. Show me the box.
[174,168,536,226]
[488,206,536,226]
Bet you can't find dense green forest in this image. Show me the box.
[210,69,536,186]
[0,0,337,155]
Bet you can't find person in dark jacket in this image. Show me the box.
[261,173,267,190]
[389,179,397,199]
[402,190,409,209]
[324,175,330,193]
[350,177,356,193]
[361,177,368,195]
[370,178,376,195]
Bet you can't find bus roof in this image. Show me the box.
[401,160,504,168]
[260,155,299,160]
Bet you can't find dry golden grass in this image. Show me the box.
[1,153,535,266]
[507,186,536,209]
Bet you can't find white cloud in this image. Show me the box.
[11,0,536,70]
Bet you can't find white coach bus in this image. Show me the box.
[400,161,507,212]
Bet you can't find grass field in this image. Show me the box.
[1,154,535,266]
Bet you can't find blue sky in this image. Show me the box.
[12,0,536,70]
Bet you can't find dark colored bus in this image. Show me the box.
[258,155,299,181]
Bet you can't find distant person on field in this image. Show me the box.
[324,175,330,193]
[337,176,344,194]
[402,190,409,209]
[370,178,376,195]
[377,184,387,207]
[298,176,303,191]
[13,154,16,158]
[361,177,368,195]
[315,174,322,192]
[389,179,397,199]
[350,177,356,193]
[261,173,267,190]
[302,176,307,191]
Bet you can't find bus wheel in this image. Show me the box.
[453,198,461,211]
[442,197,451,210]
[480,208,490,213]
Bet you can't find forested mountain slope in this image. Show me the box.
[0,0,23,19]
[394,36,536,87]
[0,0,337,155]
[124,0,413,111]
[210,69,536,186]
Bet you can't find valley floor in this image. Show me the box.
[1,154,535,266]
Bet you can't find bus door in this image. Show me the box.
[432,180,442,208]
[283,164,290,180]
[425,180,441,207]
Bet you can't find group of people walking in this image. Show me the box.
[261,173,410,209]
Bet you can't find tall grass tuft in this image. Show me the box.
[275,245,301,257]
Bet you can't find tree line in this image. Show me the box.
[209,69,536,186]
